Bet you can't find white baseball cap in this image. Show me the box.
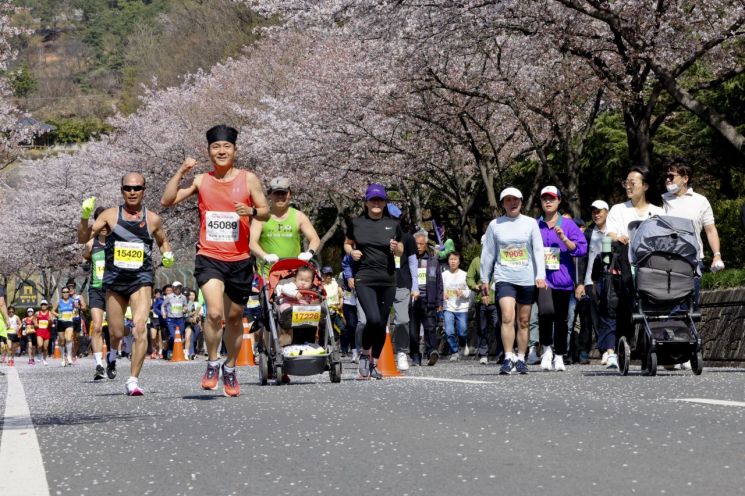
[590,200,609,211]
[172,281,183,287]
[540,186,560,198]
[40,299,49,305]
[499,187,523,201]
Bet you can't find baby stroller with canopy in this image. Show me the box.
[255,258,343,385]
[617,215,703,376]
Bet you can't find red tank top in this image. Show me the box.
[197,169,252,262]
[24,317,36,331]
[36,311,51,330]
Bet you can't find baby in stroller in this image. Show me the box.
[275,265,323,346]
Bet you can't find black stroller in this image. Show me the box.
[255,258,343,385]
[617,215,703,376]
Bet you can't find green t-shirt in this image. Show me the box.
[258,208,302,275]
[90,239,106,289]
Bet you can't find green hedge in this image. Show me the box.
[702,269,745,290]
[711,198,745,268]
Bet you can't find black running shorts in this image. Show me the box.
[105,282,153,299]
[194,255,252,306]
[89,287,106,311]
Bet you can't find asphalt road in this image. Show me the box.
[1,356,744,496]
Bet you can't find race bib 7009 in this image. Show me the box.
[500,244,529,267]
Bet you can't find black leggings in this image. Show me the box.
[538,288,572,355]
[355,284,396,359]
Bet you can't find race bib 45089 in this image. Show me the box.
[206,211,240,242]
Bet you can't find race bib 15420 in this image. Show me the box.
[114,241,145,269]
[205,211,240,242]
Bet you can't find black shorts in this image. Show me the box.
[0,335,6,344]
[89,287,106,310]
[26,332,36,342]
[495,282,535,305]
[8,333,20,343]
[194,255,253,305]
[58,320,75,332]
[105,282,153,299]
[73,319,82,333]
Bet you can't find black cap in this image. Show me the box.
[206,125,238,145]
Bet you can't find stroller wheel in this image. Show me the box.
[274,365,284,386]
[258,352,268,386]
[646,351,657,376]
[329,360,342,383]
[691,351,704,375]
[618,337,630,376]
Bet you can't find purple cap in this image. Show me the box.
[365,183,387,201]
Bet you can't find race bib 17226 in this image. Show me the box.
[291,305,322,327]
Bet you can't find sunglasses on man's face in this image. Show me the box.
[121,185,145,192]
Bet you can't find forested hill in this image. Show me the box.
[10,0,262,143]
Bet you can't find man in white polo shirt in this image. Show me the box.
[662,158,724,275]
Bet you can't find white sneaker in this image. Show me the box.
[527,346,540,365]
[350,350,359,364]
[42,359,48,366]
[60,359,67,367]
[601,351,609,366]
[67,356,73,366]
[463,344,470,357]
[540,347,554,371]
[449,353,459,361]
[479,356,488,365]
[679,360,691,370]
[184,352,189,361]
[606,354,618,369]
[396,352,409,371]
[553,354,566,372]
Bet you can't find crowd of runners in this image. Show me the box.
[0,124,725,395]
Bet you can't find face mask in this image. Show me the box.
[666,183,680,194]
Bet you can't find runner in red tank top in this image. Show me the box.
[35,303,53,365]
[161,125,269,397]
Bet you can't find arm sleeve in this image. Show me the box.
[480,225,496,285]
[531,223,547,280]
[408,254,418,293]
[466,258,480,291]
[341,254,354,280]
[566,221,588,257]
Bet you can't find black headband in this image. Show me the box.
[206,125,238,145]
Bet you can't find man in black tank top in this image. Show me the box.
[81,172,173,396]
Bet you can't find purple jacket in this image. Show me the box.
[537,216,587,291]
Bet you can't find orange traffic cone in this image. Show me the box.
[171,326,186,362]
[376,330,400,377]
[53,338,61,359]
[236,317,256,366]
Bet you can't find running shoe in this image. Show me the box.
[499,358,514,375]
[449,353,459,361]
[106,354,117,379]
[479,356,488,365]
[357,354,371,379]
[553,354,566,372]
[527,345,540,365]
[125,378,143,396]
[350,350,359,363]
[369,363,383,380]
[201,362,220,390]
[222,364,240,397]
[514,359,529,375]
[281,374,291,384]
[42,359,48,366]
[8,358,14,366]
[600,351,609,366]
[427,351,439,366]
[94,364,105,380]
[30,358,35,365]
[150,352,158,360]
[579,351,590,365]
[61,359,67,367]
[396,352,409,371]
[606,354,618,369]
[540,347,554,371]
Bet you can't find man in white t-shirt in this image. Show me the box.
[662,159,724,272]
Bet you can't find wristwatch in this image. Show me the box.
[249,206,257,217]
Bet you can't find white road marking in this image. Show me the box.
[673,398,745,407]
[400,376,495,385]
[0,367,50,496]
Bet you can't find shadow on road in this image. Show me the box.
[2,411,153,430]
